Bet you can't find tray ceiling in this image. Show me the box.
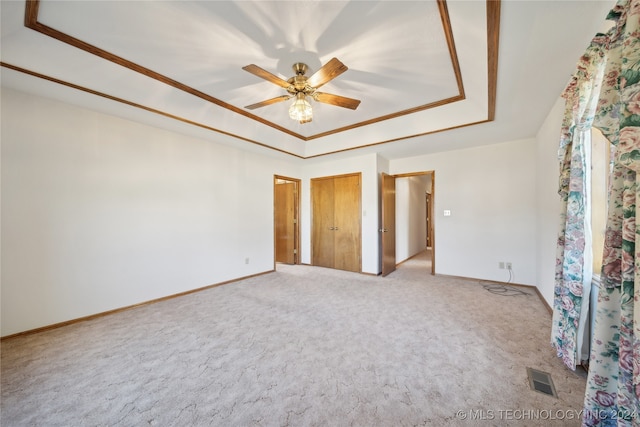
[0,0,614,160]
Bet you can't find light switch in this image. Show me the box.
[443,210,451,216]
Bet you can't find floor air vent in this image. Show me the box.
[527,367,558,398]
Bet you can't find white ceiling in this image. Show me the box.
[0,0,614,161]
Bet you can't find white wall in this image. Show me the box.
[535,97,564,307]
[390,139,537,285]
[1,88,300,336]
[0,86,565,336]
[396,176,428,263]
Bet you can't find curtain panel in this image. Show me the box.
[552,40,606,370]
[553,1,640,425]
[584,1,640,425]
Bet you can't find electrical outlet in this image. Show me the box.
[245,258,250,265]
[506,262,512,270]
[499,262,505,269]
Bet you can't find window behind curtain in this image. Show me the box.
[590,127,609,275]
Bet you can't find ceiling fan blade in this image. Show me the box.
[314,92,361,110]
[242,64,291,89]
[306,58,348,89]
[245,95,292,110]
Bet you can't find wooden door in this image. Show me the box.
[275,182,295,264]
[426,192,432,248]
[381,173,396,276]
[312,177,335,268]
[311,173,361,272]
[333,174,361,272]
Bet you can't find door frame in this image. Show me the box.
[385,170,435,275]
[274,175,301,267]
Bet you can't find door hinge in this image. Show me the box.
[293,219,297,224]
[293,249,297,254]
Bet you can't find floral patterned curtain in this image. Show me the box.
[553,1,640,425]
[582,1,640,425]
[552,40,606,370]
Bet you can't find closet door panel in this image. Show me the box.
[333,175,361,272]
[312,177,335,268]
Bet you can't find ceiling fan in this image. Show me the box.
[242,58,361,124]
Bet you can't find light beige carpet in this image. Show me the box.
[1,252,587,426]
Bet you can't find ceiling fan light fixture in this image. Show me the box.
[288,93,313,123]
[243,58,358,123]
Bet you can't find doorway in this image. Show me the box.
[274,175,301,266]
[380,171,435,276]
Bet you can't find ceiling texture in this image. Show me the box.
[0,0,614,161]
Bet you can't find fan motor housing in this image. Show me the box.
[287,63,313,94]
[292,63,308,76]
